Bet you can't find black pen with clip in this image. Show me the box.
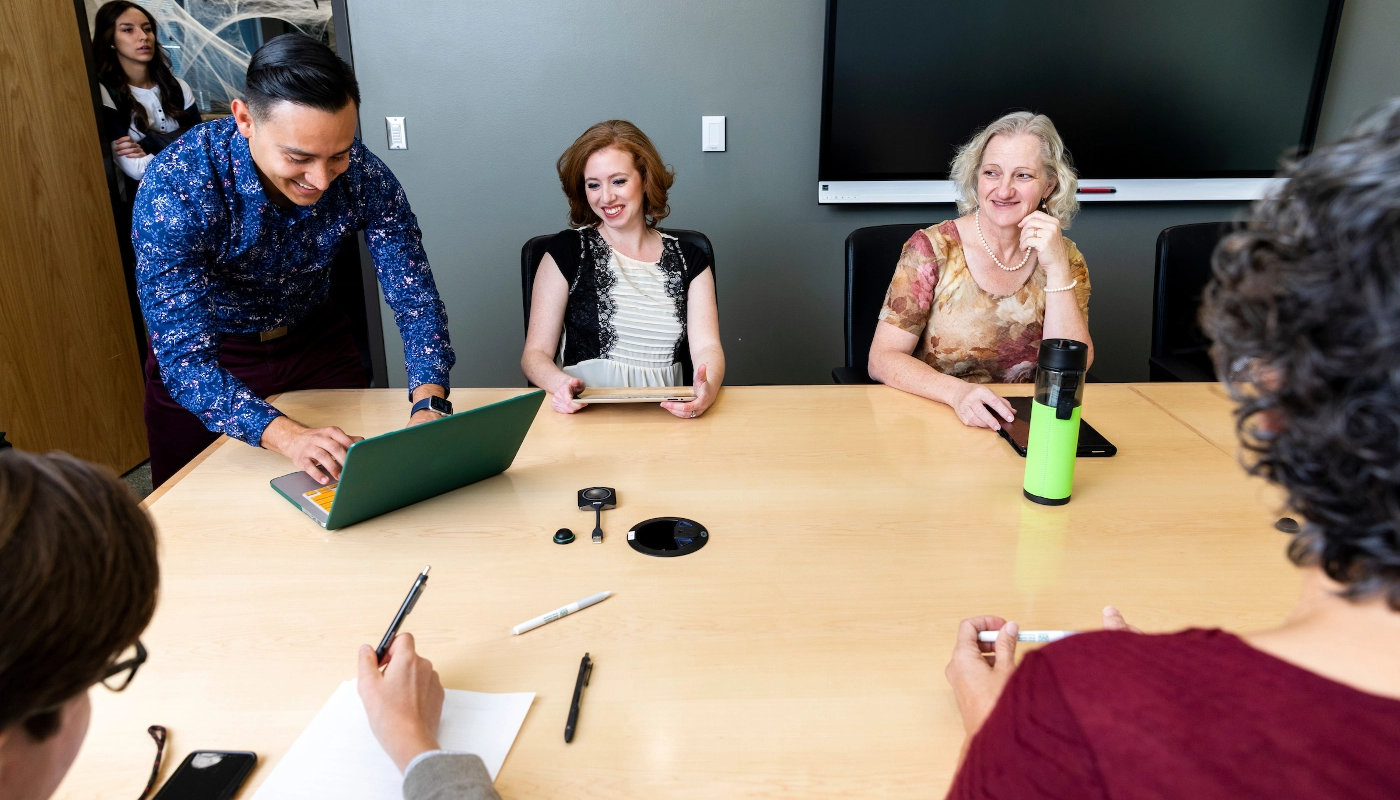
[376,565,430,663]
[564,652,592,743]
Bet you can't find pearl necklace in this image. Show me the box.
[974,209,1032,271]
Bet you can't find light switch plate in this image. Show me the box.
[702,116,725,152]
[386,116,407,150]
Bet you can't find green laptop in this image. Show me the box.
[270,390,544,530]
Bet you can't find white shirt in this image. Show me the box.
[100,78,195,182]
[561,244,687,388]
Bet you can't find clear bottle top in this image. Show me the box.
[1033,339,1090,418]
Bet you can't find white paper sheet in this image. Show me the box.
[253,680,534,799]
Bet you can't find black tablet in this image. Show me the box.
[994,396,1117,457]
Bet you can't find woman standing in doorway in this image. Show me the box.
[94,1,201,185]
[92,1,201,360]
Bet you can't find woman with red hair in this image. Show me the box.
[522,120,725,418]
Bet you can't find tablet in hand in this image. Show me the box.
[576,387,696,404]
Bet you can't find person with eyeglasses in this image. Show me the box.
[0,449,499,800]
[0,450,157,799]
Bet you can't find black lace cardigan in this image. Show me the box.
[544,227,713,382]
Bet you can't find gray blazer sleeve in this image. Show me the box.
[403,753,502,800]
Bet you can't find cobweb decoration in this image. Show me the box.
[86,0,334,112]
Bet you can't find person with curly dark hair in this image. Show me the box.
[941,100,1400,799]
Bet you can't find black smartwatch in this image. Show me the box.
[411,395,453,418]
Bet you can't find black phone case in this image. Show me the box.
[152,751,257,800]
[996,396,1117,458]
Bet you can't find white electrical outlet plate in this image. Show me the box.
[386,117,407,150]
[702,116,725,152]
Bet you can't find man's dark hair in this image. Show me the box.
[0,451,159,740]
[1203,97,1400,610]
[244,33,360,119]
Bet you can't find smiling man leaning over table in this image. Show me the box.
[133,33,454,488]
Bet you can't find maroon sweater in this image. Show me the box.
[948,629,1400,799]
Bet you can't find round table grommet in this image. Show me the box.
[626,517,708,557]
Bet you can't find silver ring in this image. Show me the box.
[690,411,696,418]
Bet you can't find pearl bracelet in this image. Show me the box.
[1045,279,1078,293]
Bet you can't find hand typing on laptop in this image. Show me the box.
[269,390,543,529]
[263,386,446,485]
[261,416,364,486]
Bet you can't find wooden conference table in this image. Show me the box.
[58,384,1300,799]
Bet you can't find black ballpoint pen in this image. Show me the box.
[565,653,592,743]
[376,566,430,663]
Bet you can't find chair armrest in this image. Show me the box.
[832,366,877,385]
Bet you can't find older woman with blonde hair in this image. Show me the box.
[868,112,1092,429]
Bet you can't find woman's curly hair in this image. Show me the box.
[1202,98,1400,610]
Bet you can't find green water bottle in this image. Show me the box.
[1022,339,1090,506]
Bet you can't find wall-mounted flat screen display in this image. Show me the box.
[818,0,1344,203]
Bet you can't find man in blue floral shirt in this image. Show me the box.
[134,35,454,487]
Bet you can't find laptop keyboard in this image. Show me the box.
[303,484,338,513]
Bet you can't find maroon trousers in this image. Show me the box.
[144,305,369,488]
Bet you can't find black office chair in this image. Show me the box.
[833,223,932,384]
[1149,222,1234,382]
[520,228,716,383]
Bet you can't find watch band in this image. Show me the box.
[411,396,453,417]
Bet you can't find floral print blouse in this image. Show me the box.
[877,221,1091,383]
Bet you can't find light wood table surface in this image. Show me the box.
[57,384,1302,799]
[1130,382,1242,457]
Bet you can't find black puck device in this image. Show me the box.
[577,487,616,543]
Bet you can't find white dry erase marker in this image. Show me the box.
[511,591,611,635]
[978,630,1078,643]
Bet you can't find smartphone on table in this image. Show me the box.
[152,751,256,800]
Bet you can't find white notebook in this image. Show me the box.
[252,680,534,799]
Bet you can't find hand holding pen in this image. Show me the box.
[356,566,442,773]
[357,633,444,773]
[946,607,1141,739]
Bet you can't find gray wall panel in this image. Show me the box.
[348,0,1398,387]
[1318,0,1400,143]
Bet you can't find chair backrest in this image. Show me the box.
[520,228,716,333]
[1151,222,1233,363]
[521,234,554,334]
[843,224,933,376]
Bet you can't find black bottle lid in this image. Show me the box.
[1037,339,1090,373]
